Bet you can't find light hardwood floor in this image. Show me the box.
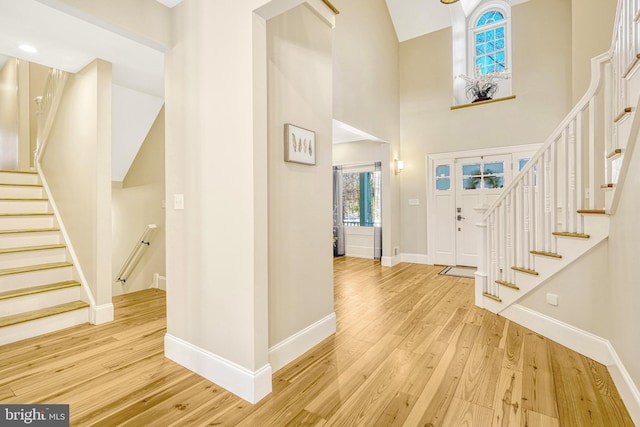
[0,257,634,426]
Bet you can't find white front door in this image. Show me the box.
[454,155,512,266]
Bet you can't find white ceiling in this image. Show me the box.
[0,0,165,97]
[385,0,530,42]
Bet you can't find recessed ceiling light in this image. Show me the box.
[18,44,38,53]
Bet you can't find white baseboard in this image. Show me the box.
[400,253,429,265]
[269,312,336,373]
[381,255,401,267]
[606,347,640,425]
[152,273,167,290]
[502,304,613,365]
[164,333,272,404]
[91,303,114,325]
[502,304,640,425]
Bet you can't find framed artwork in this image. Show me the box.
[284,123,316,165]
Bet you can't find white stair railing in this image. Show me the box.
[116,224,158,284]
[477,0,638,305]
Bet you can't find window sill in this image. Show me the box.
[451,95,516,110]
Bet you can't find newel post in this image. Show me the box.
[475,206,489,309]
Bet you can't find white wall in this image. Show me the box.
[112,107,165,295]
[41,59,113,306]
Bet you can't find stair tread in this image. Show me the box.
[0,170,38,175]
[0,262,73,277]
[0,280,80,301]
[512,266,539,276]
[495,280,520,290]
[0,300,88,328]
[0,183,42,188]
[577,209,606,214]
[0,198,48,201]
[0,244,66,255]
[0,213,54,217]
[552,231,590,238]
[483,292,502,302]
[0,228,60,235]
[530,250,562,259]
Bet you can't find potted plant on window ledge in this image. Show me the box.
[458,67,511,103]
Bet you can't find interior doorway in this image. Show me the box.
[427,144,541,267]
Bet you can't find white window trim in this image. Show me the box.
[467,1,512,98]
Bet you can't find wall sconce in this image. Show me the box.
[394,159,404,175]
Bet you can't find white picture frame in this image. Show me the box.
[284,123,316,165]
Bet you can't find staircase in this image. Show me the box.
[0,169,89,345]
[476,0,640,314]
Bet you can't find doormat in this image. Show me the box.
[438,266,476,279]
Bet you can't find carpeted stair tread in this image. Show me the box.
[0,280,80,301]
[0,262,73,277]
[0,244,66,255]
[0,228,60,235]
[0,300,88,328]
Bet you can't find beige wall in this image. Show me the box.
[608,132,640,391]
[571,0,617,103]
[42,59,112,306]
[28,62,50,169]
[165,0,272,374]
[49,0,171,50]
[332,0,399,144]
[0,58,19,170]
[112,107,165,295]
[399,0,573,256]
[332,0,402,257]
[267,4,334,348]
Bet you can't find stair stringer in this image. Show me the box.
[479,215,610,314]
[35,169,114,325]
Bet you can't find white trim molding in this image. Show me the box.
[164,334,273,404]
[502,304,640,425]
[90,303,114,325]
[269,312,336,373]
[381,255,401,267]
[400,253,429,265]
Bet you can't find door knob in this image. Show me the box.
[457,215,465,221]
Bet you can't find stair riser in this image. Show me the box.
[0,186,44,198]
[0,248,67,269]
[0,286,81,317]
[0,172,40,186]
[0,267,73,292]
[0,307,89,346]
[0,216,56,231]
[0,200,49,214]
[0,232,61,250]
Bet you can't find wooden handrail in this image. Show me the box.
[115,224,158,284]
[321,0,339,14]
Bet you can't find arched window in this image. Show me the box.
[473,10,506,74]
